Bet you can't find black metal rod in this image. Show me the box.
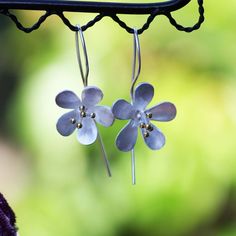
[0,0,191,14]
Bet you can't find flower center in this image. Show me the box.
[70,106,96,129]
[134,110,153,138]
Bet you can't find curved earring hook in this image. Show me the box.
[75,25,89,87]
[130,28,141,101]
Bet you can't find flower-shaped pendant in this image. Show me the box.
[56,86,114,145]
[112,82,176,151]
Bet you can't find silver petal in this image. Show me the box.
[116,121,138,152]
[146,102,177,121]
[112,99,135,120]
[56,110,79,136]
[94,106,114,127]
[81,86,103,107]
[56,90,81,109]
[133,83,154,110]
[77,117,98,145]
[141,124,165,150]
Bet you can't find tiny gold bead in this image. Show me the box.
[139,123,145,128]
[70,118,76,124]
[144,131,149,138]
[80,111,86,117]
[146,113,153,119]
[79,105,85,111]
[77,123,83,129]
[91,113,96,119]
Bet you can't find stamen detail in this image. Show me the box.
[70,118,76,124]
[79,105,85,111]
[146,113,153,119]
[81,111,86,117]
[90,113,96,118]
[139,122,145,128]
[77,123,83,129]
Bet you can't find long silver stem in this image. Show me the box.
[131,149,136,185]
[97,130,112,177]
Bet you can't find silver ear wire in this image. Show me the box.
[131,28,141,185]
[130,28,141,100]
[75,25,89,87]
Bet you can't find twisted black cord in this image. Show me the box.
[109,0,204,34]
[0,9,52,33]
[56,11,105,32]
[109,9,160,34]
[0,0,204,34]
[165,0,204,32]
[0,9,106,33]
[82,13,105,32]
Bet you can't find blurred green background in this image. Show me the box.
[0,1,236,236]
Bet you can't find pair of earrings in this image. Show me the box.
[55,26,176,184]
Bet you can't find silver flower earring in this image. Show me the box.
[55,25,114,177]
[112,29,177,184]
